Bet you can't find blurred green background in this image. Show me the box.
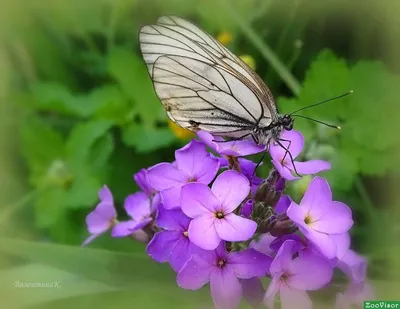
[1,0,400,308]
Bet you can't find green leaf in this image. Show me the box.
[122,123,175,153]
[64,170,101,209]
[0,237,174,287]
[297,49,351,121]
[90,85,133,125]
[29,82,99,118]
[20,117,65,186]
[325,151,358,192]
[89,133,115,172]
[0,264,117,308]
[107,47,163,125]
[66,120,114,168]
[34,187,67,228]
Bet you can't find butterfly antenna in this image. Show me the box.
[291,114,341,130]
[289,90,353,116]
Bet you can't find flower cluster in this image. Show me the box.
[83,129,373,309]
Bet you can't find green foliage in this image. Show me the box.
[278,49,400,192]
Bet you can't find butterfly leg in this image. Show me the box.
[212,133,253,143]
[276,139,301,177]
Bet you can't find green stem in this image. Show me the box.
[220,0,301,96]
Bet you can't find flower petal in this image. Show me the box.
[188,215,220,250]
[98,185,114,204]
[124,192,151,220]
[181,183,220,217]
[147,162,186,191]
[210,267,242,309]
[303,229,337,259]
[272,159,299,181]
[299,177,332,213]
[218,140,265,156]
[133,169,154,196]
[251,233,277,256]
[177,254,213,290]
[160,186,182,210]
[264,276,280,309]
[85,202,115,235]
[146,230,182,263]
[269,130,304,161]
[169,236,192,272]
[240,278,265,309]
[286,201,308,230]
[275,195,292,214]
[156,206,191,231]
[81,234,100,247]
[280,285,312,309]
[175,139,219,183]
[287,252,333,290]
[230,248,272,278]
[270,240,297,275]
[111,218,151,237]
[332,233,351,260]
[294,160,331,174]
[311,201,353,234]
[196,130,223,152]
[215,214,257,242]
[211,170,250,212]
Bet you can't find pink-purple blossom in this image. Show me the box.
[177,242,272,309]
[197,130,265,157]
[287,177,353,259]
[82,130,367,309]
[146,206,203,272]
[269,130,331,180]
[147,140,219,209]
[180,170,257,250]
[264,240,333,309]
[82,185,117,246]
[111,192,156,237]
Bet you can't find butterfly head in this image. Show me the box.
[280,114,294,131]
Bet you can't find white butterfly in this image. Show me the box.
[139,15,294,147]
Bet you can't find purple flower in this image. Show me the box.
[264,240,333,309]
[250,233,277,256]
[147,140,220,209]
[197,130,265,157]
[177,242,272,309]
[269,130,330,180]
[146,206,202,272]
[180,170,257,250]
[287,177,353,259]
[82,185,117,246]
[134,168,154,197]
[241,278,265,308]
[111,192,155,237]
[220,157,263,193]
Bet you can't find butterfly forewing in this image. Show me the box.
[139,15,277,138]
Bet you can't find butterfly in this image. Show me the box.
[139,15,294,147]
[139,16,347,159]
